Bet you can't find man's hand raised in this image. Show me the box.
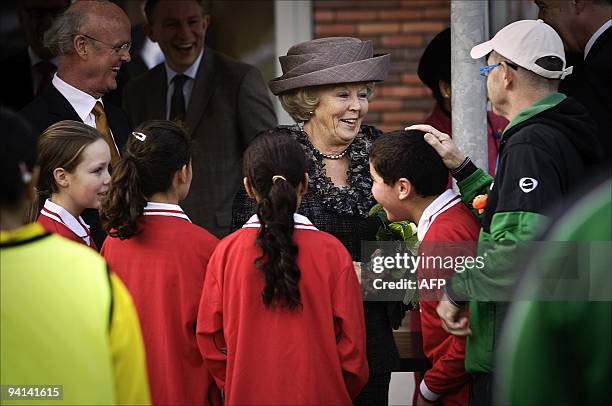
[405,124,466,170]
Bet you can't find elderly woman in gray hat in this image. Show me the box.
[233,37,399,405]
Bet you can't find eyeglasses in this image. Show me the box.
[479,62,519,77]
[80,33,131,54]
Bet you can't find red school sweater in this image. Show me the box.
[417,196,480,406]
[37,203,97,250]
[101,206,219,406]
[196,214,369,405]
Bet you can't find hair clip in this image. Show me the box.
[132,131,147,141]
[272,175,287,184]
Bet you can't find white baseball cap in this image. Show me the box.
[471,19,573,80]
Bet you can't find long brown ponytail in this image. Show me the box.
[243,134,307,310]
[100,120,192,239]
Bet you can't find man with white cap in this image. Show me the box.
[409,19,603,404]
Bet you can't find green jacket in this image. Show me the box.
[496,176,611,405]
[447,93,602,373]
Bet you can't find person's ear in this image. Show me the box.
[438,80,452,99]
[202,14,211,32]
[397,178,413,200]
[180,163,191,182]
[297,173,309,197]
[53,167,70,188]
[73,34,88,59]
[502,63,514,89]
[243,177,259,200]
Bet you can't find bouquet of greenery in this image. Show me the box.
[368,204,420,309]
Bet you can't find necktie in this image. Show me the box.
[170,74,188,122]
[92,102,120,166]
[35,60,56,96]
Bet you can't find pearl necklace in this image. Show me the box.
[316,148,349,160]
[298,122,350,160]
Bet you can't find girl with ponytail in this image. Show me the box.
[196,133,368,405]
[99,120,220,406]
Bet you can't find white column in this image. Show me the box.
[274,0,313,125]
[451,0,489,173]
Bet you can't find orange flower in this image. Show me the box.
[472,194,487,214]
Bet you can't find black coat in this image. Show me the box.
[560,25,612,160]
[0,49,37,111]
[20,82,131,147]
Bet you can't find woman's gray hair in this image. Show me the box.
[279,83,375,123]
[43,7,89,56]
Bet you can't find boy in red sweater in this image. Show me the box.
[370,130,480,405]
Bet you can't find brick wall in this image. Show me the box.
[313,0,450,132]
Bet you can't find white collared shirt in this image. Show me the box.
[164,48,204,120]
[143,202,191,222]
[52,74,103,128]
[40,199,92,246]
[585,19,611,60]
[416,189,462,241]
[28,47,58,92]
[243,213,319,231]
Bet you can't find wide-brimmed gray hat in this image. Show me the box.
[269,37,390,95]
